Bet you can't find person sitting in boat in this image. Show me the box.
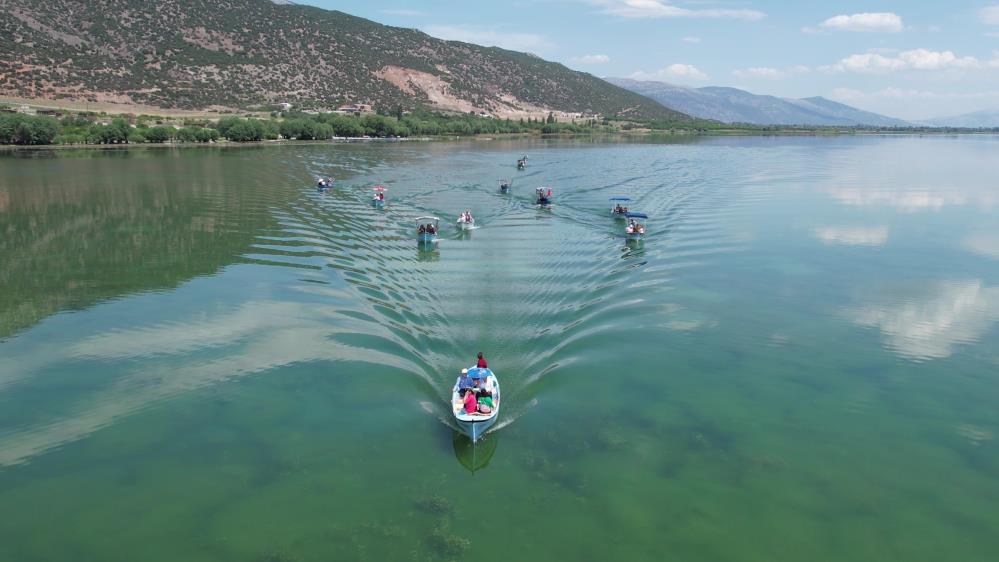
[463,388,479,415]
[418,224,426,234]
[472,375,492,398]
[457,368,474,394]
[426,224,436,235]
[378,192,385,201]
[476,351,487,369]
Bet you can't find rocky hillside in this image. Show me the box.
[0,0,687,120]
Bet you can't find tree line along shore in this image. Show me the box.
[1,106,993,147]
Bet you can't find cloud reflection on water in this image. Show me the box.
[848,280,999,361]
[813,226,889,246]
[962,233,999,260]
[0,299,427,467]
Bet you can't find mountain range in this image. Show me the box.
[921,110,999,128]
[607,78,912,127]
[0,0,686,120]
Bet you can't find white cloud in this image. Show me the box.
[848,280,999,360]
[819,12,903,33]
[822,49,990,73]
[733,67,784,79]
[813,226,889,246]
[981,5,999,25]
[964,233,999,259]
[681,36,701,43]
[590,0,765,20]
[423,25,553,53]
[629,63,709,81]
[571,54,610,64]
[732,65,809,79]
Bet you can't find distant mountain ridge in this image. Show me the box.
[922,110,999,128]
[607,78,911,127]
[0,0,687,120]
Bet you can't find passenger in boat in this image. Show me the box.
[463,388,478,415]
[418,224,426,234]
[476,352,487,369]
[457,368,474,394]
[427,224,436,235]
[378,192,384,201]
[472,375,491,398]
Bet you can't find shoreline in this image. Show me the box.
[3,129,998,152]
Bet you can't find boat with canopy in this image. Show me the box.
[625,212,648,240]
[610,197,631,219]
[416,216,440,244]
[452,367,501,442]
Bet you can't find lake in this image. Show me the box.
[1,136,998,561]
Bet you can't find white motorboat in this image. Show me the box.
[452,367,501,442]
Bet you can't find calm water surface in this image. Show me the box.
[1,137,998,561]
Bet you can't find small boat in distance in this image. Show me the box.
[452,367,501,442]
[625,212,648,240]
[610,197,631,219]
[456,210,475,230]
[536,186,553,208]
[317,177,334,190]
[499,179,512,193]
[417,216,440,245]
[371,185,386,207]
[517,155,528,170]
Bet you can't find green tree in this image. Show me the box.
[145,126,173,143]
[110,118,131,143]
[216,116,242,138]
[175,127,199,142]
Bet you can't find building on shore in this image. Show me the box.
[335,103,373,115]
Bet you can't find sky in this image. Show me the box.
[297,1,999,121]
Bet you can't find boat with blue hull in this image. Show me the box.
[452,367,501,442]
[416,216,440,245]
[499,179,512,193]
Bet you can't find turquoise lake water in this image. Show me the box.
[1,136,998,561]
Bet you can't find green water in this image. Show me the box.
[1,137,998,561]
